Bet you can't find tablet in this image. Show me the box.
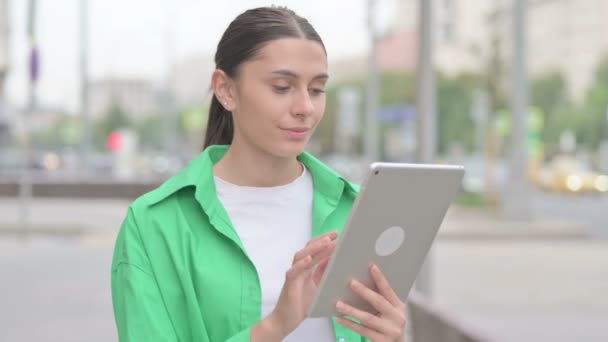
[307,162,465,318]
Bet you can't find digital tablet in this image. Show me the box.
[307,162,465,317]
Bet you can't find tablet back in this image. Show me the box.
[308,162,465,317]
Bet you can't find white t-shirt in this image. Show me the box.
[215,166,334,342]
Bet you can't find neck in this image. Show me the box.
[213,140,303,187]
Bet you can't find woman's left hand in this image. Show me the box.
[335,264,407,342]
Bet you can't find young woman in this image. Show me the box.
[111,6,406,342]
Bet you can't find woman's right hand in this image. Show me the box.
[251,231,338,341]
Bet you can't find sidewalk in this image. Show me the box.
[0,198,130,237]
[0,198,590,240]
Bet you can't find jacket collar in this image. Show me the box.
[146,144,356,208]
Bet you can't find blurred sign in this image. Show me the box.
[378,105,416,123]
[494,106,544,161]
[107,131,124,152]
[59,120,82,145]
[29,46,39,83]
[527,107,544,161]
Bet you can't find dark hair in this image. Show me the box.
[203,6,326,149]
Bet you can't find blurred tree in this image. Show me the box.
[320,78,365,154]
[30,116,82,150]
[577,56,608,150]
[530,71,569,150]
[30,128,60,150]
[379,72,416,104]
[135,115,165,150]
[437,73,479,154]
[531,71,568,115]
[482,9,508,113]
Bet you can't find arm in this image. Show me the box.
[111,208,180,342]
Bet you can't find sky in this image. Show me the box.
[4,0,399,113]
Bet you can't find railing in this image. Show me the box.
[408,292,492,342]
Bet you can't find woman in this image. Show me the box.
[111,6,406,342]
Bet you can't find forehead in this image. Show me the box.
[242,38,328,78]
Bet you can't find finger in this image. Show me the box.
[350,279,394,317]
[336,294,387,334]
[335,316,382,341]
[285,255,313,281]
[310,241,335,265]
[370,264,403,308]
[312,256,331,284]
[336,301,404,339]
[306,231,339,247]
[287,243,336,281]
[293,236,334,263]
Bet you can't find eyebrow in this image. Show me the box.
[271,69,329,81]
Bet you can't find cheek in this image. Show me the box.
[235,93,282,133]
[313,97,326,123]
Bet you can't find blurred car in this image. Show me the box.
[536,155,608,194]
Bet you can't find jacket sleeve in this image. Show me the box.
[111,207,182,342]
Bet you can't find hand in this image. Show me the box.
[335,264,407,342]
[252,231,338,341]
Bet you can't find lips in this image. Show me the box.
[282,127,309,132]
[281,127,310,140]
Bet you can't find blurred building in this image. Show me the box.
[494,0,608,100]
[16,107,64,135]
[332,0,608,101]
[329,0,491,80]
[329,30,417,81]
[170,54,214,108]
[88,78,161,121]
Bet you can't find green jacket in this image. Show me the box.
[111,144,367,342]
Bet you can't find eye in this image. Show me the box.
[309,88,326,96]
[272,85,290,93]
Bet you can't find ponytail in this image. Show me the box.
[203,94,234,149]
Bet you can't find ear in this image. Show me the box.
[211,69,236,111]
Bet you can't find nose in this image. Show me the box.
[291,88,315,117]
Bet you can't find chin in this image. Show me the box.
[267,140,309,159]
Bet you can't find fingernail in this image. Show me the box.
[336,301,344,310]
[371,264,379,273]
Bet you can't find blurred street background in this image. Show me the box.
[1,0,608,341]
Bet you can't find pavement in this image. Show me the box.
[1,197,606,341]
[431,239,608,342]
